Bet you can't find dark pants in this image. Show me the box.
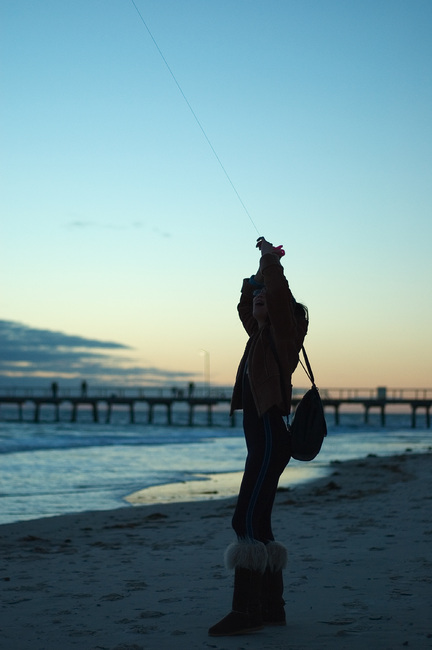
[232,374,291,543]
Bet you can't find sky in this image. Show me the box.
[1,0,431,392]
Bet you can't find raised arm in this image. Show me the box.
[237,237,286,337]
[257,237,305,346]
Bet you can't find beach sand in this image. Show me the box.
[1,452,431,650]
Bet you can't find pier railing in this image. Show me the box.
[0,385,232,399]
[1,385,431,400]
[319,387,432,401]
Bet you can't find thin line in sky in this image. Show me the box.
[129,0,261,236]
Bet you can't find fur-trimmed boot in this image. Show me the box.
[262,541,288,626]
[208,540,267,637]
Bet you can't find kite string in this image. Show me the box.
[129,0,261,236]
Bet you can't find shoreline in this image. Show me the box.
[1,451,431,649]
[125,461,331,507]
[1,419,431,527]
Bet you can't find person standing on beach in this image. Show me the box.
[209,236,308,637]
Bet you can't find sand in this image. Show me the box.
[1,452,431,650]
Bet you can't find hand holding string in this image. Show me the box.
[256,236,285,258]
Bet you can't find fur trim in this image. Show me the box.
[266,541,288,572]
[224,540,268,573]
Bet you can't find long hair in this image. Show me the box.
[293,299,309,334]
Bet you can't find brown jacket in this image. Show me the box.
[230,253,308,417]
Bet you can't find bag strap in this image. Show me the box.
[298,346,315,386]
[267,330,316,403]
[267,331,318,411]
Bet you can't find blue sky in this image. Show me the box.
[1,0,431,390]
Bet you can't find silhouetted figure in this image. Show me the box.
[209,237,309,637]
[81,381,88,397]
[51,382,58,399]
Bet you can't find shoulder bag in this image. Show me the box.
[269,334,327,461]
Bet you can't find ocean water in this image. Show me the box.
[0,404,430,525]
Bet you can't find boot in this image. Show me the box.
[262,541,288,626]
[262,568,286,625]
[208,540,267,637]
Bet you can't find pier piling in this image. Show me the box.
[0,387,431,427]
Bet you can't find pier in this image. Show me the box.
[0,386,431,428]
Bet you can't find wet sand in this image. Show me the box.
[1,452,431,649]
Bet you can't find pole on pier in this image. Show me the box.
[411,405,417,429]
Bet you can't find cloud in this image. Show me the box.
[0,320,194,387]
[65,220,147,230]
[65,220,98,228]
[0,320,130,353]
